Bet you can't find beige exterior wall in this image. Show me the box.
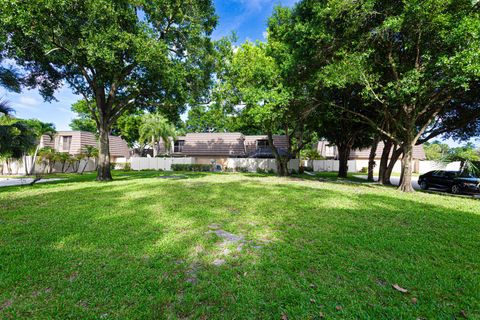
[40,131,130,159]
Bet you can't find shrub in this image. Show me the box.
[235,166,248,173]
[360,167,368,173]
[256,167,266,174]
[171,164,211,172]
[304,166,313,172]
[300,148,325,160]
[110,163,117,171]
[267,168,275,174]
[290,169,297,174]
[123,162,131,171]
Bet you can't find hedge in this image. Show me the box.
[171,164,212,172]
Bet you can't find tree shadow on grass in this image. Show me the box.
[0,176,479,318]
[0,170,211,194]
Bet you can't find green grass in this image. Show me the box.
[1,171,479,319]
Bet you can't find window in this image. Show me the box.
[444,171,458,178]
[174,140,185,153]
[432,171,444,178]
[256,139,269,149]
[62,136,72,151]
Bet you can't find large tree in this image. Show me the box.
[287,0,480,191]
[1,0,217,180]
[315,88,374,178]
[222,42,315,176]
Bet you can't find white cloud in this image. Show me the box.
[234,0,266,12]
[19,96,39,107]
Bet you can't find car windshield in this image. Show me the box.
[459,171,479,178]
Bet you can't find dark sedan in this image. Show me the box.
[418,170,480,194]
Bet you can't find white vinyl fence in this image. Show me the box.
[418,161,461,173]
[226,158,300,173]
[303,159,462,174]
[130,157,195,171]
[0,156,96,175]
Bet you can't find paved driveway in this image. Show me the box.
[0,178,64,187]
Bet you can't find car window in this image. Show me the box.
[459,172,479,178]
[431,171,444,177]
[444,172,457,178]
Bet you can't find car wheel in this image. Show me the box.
[451,184,462,195]
[419,181,428,190]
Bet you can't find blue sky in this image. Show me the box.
[0,0,476,147]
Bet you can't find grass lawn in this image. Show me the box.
[1,171,479,319]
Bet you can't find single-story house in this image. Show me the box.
[315,140,426,172]
[156,132,289,167]
[315,140,425,160]
[40,131,130,162]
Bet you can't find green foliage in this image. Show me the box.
[424,141,450,160]
[442,143,480,175]
[0,115,36,159]
[123,162,131,171]
[256,167,266,174]
[69,101,97,133]
[186,104,238,133]
[235,166,249,173]
[69,99,143,147]
[300,148,325,160]
[0,0,218,180]
[171,164,211,172]
[83,145,99,159]
[139,113,176,155]
[283,0,480,190]
[0,98,14,115]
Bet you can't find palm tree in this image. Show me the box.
[441,143,480,176]
[37,147,56,173]
[0,118,36,175]
[0,98,14,116]
[23,119,56,175]
[139,113,176,157]
[80,145,98,174]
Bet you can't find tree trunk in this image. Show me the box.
[367,136,379,181]
[152,137,157,157]
[28,145,40,175]
[276,157,289,176]
[267,132,289,177]
[96,125,112,181]
[384,147,402,185]
[81,157,90,174]
[337,144,351,178]
[23,155,29,175]
[399,144,414,192]
[49,160,55,174]
[378,140,392,184]
[6,159,12,175]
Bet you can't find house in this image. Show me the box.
[156,132,289,167]
[315,140,426,172]
[40,131,130,162]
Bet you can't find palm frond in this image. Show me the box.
[0,98,14,116]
